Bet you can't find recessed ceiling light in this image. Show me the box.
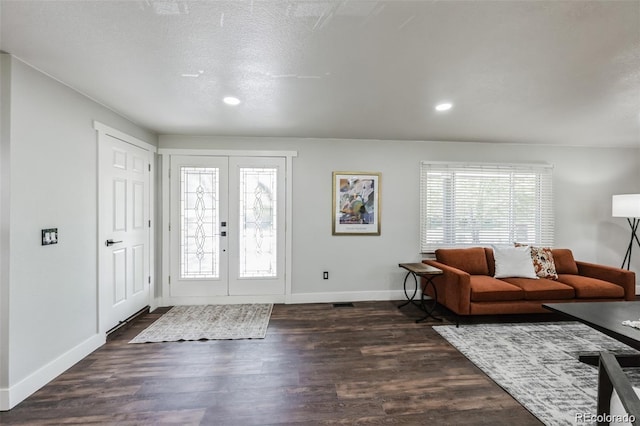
[181,70,204,78]
[150,1,189,15]
[435,102,453,112]
[223,96,241,106]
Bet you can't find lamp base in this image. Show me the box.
[622,218,640,270]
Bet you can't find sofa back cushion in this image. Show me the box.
[551,249,579,274]
[435,247,489,275]
[484,248,496,276]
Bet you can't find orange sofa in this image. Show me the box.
[422,247,636,316]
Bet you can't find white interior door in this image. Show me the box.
[98,134,151,333]
[168,155,285,299]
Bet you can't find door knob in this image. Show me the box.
[105,239,123,247]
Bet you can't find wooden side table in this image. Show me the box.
[398,263,443,323]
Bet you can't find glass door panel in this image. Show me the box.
[239,167,278,278]
[229,157,285,296]
[170,156,228,297]
[180,166,220,279]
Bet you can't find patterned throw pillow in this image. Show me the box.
[514,244,559,280]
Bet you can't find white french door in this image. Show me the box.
[228,157,285,296]
[168,155,285,299]
[169,156,229,297]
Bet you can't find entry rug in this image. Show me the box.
[433,322,640,426]
[129,304,273,343]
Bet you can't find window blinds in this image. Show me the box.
[419,162,554,253]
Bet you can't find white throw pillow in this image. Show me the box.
[492,245,539,279]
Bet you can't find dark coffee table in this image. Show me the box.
[543,302,640,422]
[543,301,640,364]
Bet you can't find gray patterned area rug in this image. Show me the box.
[129,304,273,343]
[434,322,640,426]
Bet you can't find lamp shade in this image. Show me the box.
[612,194,640,218]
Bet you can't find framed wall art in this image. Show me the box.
[332,171,381,235]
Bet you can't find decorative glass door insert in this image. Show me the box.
[180,167,219,279]
[239,167,278,278]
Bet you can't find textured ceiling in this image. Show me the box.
[1,0,639,147]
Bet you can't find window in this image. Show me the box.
[420,162,554,252]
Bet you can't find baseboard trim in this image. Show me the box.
[160,291,412,307]
[289,290,411,304]
[0,333,105,411]
[161,294,286,307]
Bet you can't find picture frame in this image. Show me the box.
[332,171,381,235]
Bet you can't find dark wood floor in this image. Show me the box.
[0,302,543,425]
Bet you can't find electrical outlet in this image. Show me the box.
[323,271,329,280]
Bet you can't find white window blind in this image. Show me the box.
[420,162,554,252]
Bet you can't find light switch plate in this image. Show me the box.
[42,228,58,245]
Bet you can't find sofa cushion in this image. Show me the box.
[492,245,538,279]
[436,247,489,275]
[557,274,625,299]
[469,275,525,302]
[501,277,575,300]
[484,248,496,276]
[552,249,579,275]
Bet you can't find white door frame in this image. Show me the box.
[159,149,297,306]
[95,121,157,334]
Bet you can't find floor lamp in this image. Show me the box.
[612,194,640,270]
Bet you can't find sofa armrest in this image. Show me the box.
[576,261,636,301]
[423,260,472,315]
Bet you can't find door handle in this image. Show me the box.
[105,239,123,247]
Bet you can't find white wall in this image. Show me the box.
[0,54,12,407]
[0,56,157,410]
[159,135,640,301]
